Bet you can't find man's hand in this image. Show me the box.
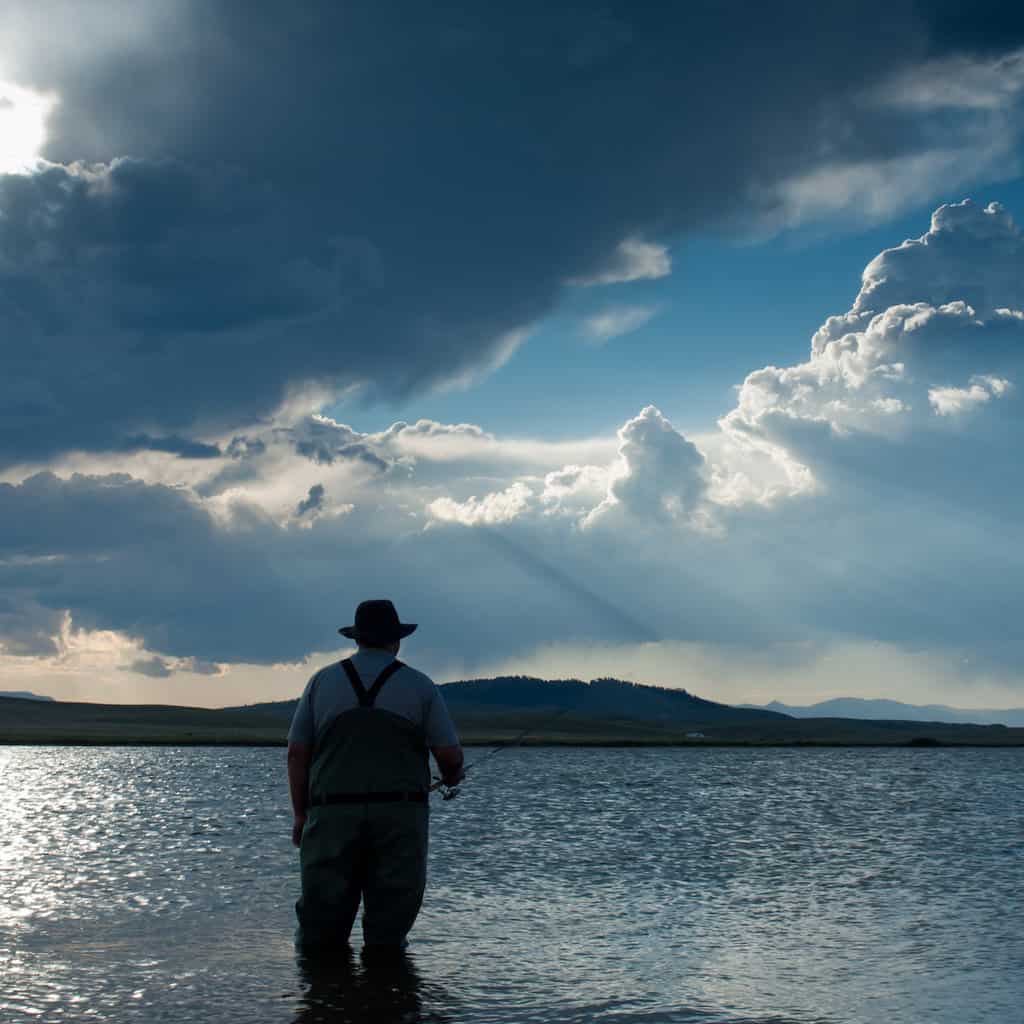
[431,744,465,787]
[292,814,307,848]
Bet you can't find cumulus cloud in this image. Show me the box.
[928,374,1012,415]
[540,465,610,518]
[587,406,710,529]
[714,201,1024,506]
[854,200,1024,319]
[427,483,534,527]
[582,305,660,343]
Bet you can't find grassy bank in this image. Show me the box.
[2,697,1023,747]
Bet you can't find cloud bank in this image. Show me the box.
[1,4,1024,704]
[1,199,1021,708]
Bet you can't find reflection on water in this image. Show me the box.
[294,949,453,1024]
[0,746,1021,1023]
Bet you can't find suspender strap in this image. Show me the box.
[341,658,405,708]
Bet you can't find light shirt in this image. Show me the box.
[287,649,460,749]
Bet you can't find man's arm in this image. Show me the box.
[431,744,465,786]
[287,741,313,847]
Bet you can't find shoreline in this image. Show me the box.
[3,736,1023,749]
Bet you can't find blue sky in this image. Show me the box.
[338,179,1024,440]
[2,2,1024,710]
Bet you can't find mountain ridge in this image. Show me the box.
[741,697,1024,728]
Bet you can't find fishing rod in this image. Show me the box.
[430,710,569,801]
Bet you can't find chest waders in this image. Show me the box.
[296,658,430,951]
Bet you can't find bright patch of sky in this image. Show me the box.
[0,80,54,172]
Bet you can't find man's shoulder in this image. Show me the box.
[308,661,341,689]
[396,661,435,692]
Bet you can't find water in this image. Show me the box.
[0,746,1020,1023]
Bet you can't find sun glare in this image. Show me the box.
[0,80,56,174]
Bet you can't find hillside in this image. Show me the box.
[0,695,285,745]
[228,675,792,726]
[440,675,790,723]
[3,676,1023,746]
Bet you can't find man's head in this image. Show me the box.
[339,599,416,649]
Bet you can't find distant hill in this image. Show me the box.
[227,676,792,726]
[440,676,791,724]
[742,697,1024,728]
[0,691,54,702]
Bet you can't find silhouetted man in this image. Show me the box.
[287,600,464,956]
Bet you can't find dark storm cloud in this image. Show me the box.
[296,484,325,518]
[128,655,173,678]
[119,435,222,459]
[290,418,392,472]
[0,594,64,656]
[226,437,266,460]
[2,2,1024,466]
[0,472,326,663]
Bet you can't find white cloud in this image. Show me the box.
[766,46,1024,231]
[582,305,660,343]
[571,239,671,286]
[373,418,616,469]
[929,375,1013,416]
[876,50,1024,112]
[540,464,610,517]
[771,150,1009,227]
[712,201,1024,507]
[586,405,711,529]
[427,482,534,526]
[872,397,907,414]
[855,200,1024,319]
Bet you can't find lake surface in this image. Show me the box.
[0,746,1020,1024]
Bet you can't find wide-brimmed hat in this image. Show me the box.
[339,599,417,645]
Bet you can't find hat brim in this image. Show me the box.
[339,623,417,642]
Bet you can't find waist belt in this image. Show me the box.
[312,790,427,806]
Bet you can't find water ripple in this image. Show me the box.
[0,746,1020,1023]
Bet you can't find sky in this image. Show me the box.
[2,1,1024,709]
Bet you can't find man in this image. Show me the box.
[287,599,464,956]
